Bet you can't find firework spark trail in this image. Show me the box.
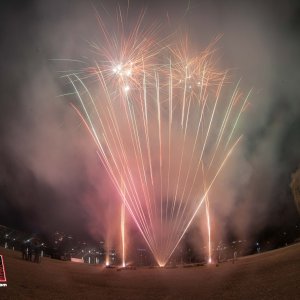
[172,91,193,226]
[121,201,126,267]
[165,73,226,253]
[166,59,173,225]
[205,195,212,264]
[164,89,207,255]
[69,65,247,265]
[141,71,159,247]
[125,78,159,250]
[208,80,241,169]
[74,87,159,257]
[201,164,212,264]
[70,75,160,257]
[165,137,242,264]
[225,89,252,150]
[65,13,250,266]
[94,72,150,232]
[154,71,164,249]
[170,89,240,258]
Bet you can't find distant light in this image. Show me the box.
[124,85,130,92]
[125,69,132,76]
[113,64,122,74]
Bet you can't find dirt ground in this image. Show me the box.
[1,243,300,299]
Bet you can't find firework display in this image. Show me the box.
[65,14,250,267]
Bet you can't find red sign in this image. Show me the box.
[0,255,7,282]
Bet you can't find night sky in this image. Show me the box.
[0,0,299,245]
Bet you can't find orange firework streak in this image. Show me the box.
[121,201,126,267]
[205,195,212,264]
[64,12,251,267]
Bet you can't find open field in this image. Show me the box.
[1,243,300,299]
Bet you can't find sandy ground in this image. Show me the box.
[1,243,300,300]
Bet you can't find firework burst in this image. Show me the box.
[63,11,251,267]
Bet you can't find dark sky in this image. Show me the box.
[0,0,299,244]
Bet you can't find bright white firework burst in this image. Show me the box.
[63,11,251,267]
